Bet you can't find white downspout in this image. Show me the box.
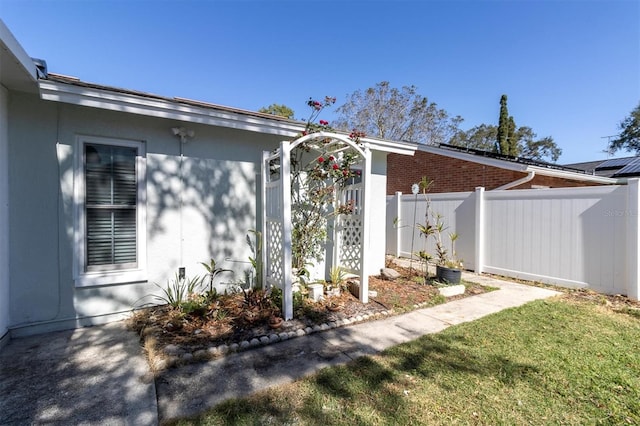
[495,169,535,190]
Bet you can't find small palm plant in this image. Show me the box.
[200,258,232,297]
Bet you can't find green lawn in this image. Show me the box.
[174,298,640,425]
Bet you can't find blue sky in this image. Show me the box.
[2,0,638,163]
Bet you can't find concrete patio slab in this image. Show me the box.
[0,322,157,426]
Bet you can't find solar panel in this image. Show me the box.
[596,157,637,169]
[613,158,640,176]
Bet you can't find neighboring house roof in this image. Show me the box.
[419,143,621,186]
[564,156,640,178]
[37,73,417,156]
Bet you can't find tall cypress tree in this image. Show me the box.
[496,94,520,156]
[496,94,510,154]
[507,116,518,156]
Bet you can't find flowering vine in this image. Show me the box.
[285,97,365,271]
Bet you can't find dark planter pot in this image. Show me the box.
[436,265,462,284]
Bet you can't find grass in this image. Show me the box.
[172,297,640,425]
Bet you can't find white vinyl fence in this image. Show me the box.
[386,180,640,298]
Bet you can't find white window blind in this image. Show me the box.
[84,143,137,269]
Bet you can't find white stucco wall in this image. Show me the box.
[8,93,283,335]
[368,151,388,276]
[0,84,9,342]
[8,92,395,336]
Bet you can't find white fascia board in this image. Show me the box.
[418,144,529,172]
[38,80,304,137]
[360,137,418,155]
[38,79,420,155]
[526,165,621,185]
[0,20,38,88]
[418,144,621,185]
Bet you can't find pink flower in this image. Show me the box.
[332,164,339,170]
[329,155,335,161]
[318,156,325,163]
[319,120,329,126]
[343,170,348,176]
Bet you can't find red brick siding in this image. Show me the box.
[387,150,606,194]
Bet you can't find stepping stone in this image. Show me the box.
[380,268,401,280]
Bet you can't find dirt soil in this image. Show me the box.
[129,265,488,369]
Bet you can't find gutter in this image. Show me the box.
[38,77,418,156]
[418,144,622,186]
[495,170,536,190]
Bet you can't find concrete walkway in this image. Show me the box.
[0,274,560,425]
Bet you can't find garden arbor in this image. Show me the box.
[261,132,372,320]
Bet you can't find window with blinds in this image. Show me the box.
[84,143,138,270]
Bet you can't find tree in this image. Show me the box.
[333,81,462,145]
[518,129,562,162]
[608,102,640,154]
[451,124,561,162]
[496,94,518,156]
[258,103,295,119]
[449,124,498,151]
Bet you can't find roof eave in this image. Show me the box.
[38,79,305,138]
[0,20,38,92]
[419,144,621,185]
[360,136,418,156]
[527,165,621,185]
[418,144,529,172]
[38,78,418,155]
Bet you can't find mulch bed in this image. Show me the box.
[128,264,490,370]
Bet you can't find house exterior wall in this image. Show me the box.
[7,92,285,336]
[7,92,394,336]
[369,151,388,275]
[0,84,9,343]
[387,150,606,194]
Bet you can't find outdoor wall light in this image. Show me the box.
[171,126,195,143]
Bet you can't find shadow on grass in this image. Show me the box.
[193,333,540,425]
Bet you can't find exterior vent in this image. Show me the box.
[31,57,48,79]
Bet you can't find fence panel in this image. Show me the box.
[391,192,475,269]
[483,186,628,294]
[386,183,638,297]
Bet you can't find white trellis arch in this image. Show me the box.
[261,132,372,320]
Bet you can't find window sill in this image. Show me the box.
[74,269,148,288]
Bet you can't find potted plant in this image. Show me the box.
[417,177,464,285]
[433,228,463,285]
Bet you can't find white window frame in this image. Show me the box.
[73,135,147,287]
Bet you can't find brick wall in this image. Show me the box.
[387,150,606,194]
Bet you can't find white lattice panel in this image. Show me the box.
[336,183,364,274]
[337,216,363,271]
[265,220,283,284]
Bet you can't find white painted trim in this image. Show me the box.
[73,135,148,287]
[0,20,38,84]
[280,141,293,320]
[418,144,621,185]
[39,80,419,156]
[360,136,418,156]
[418,144,529,172]
[40,80,303,137]
[526,165,621,185]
